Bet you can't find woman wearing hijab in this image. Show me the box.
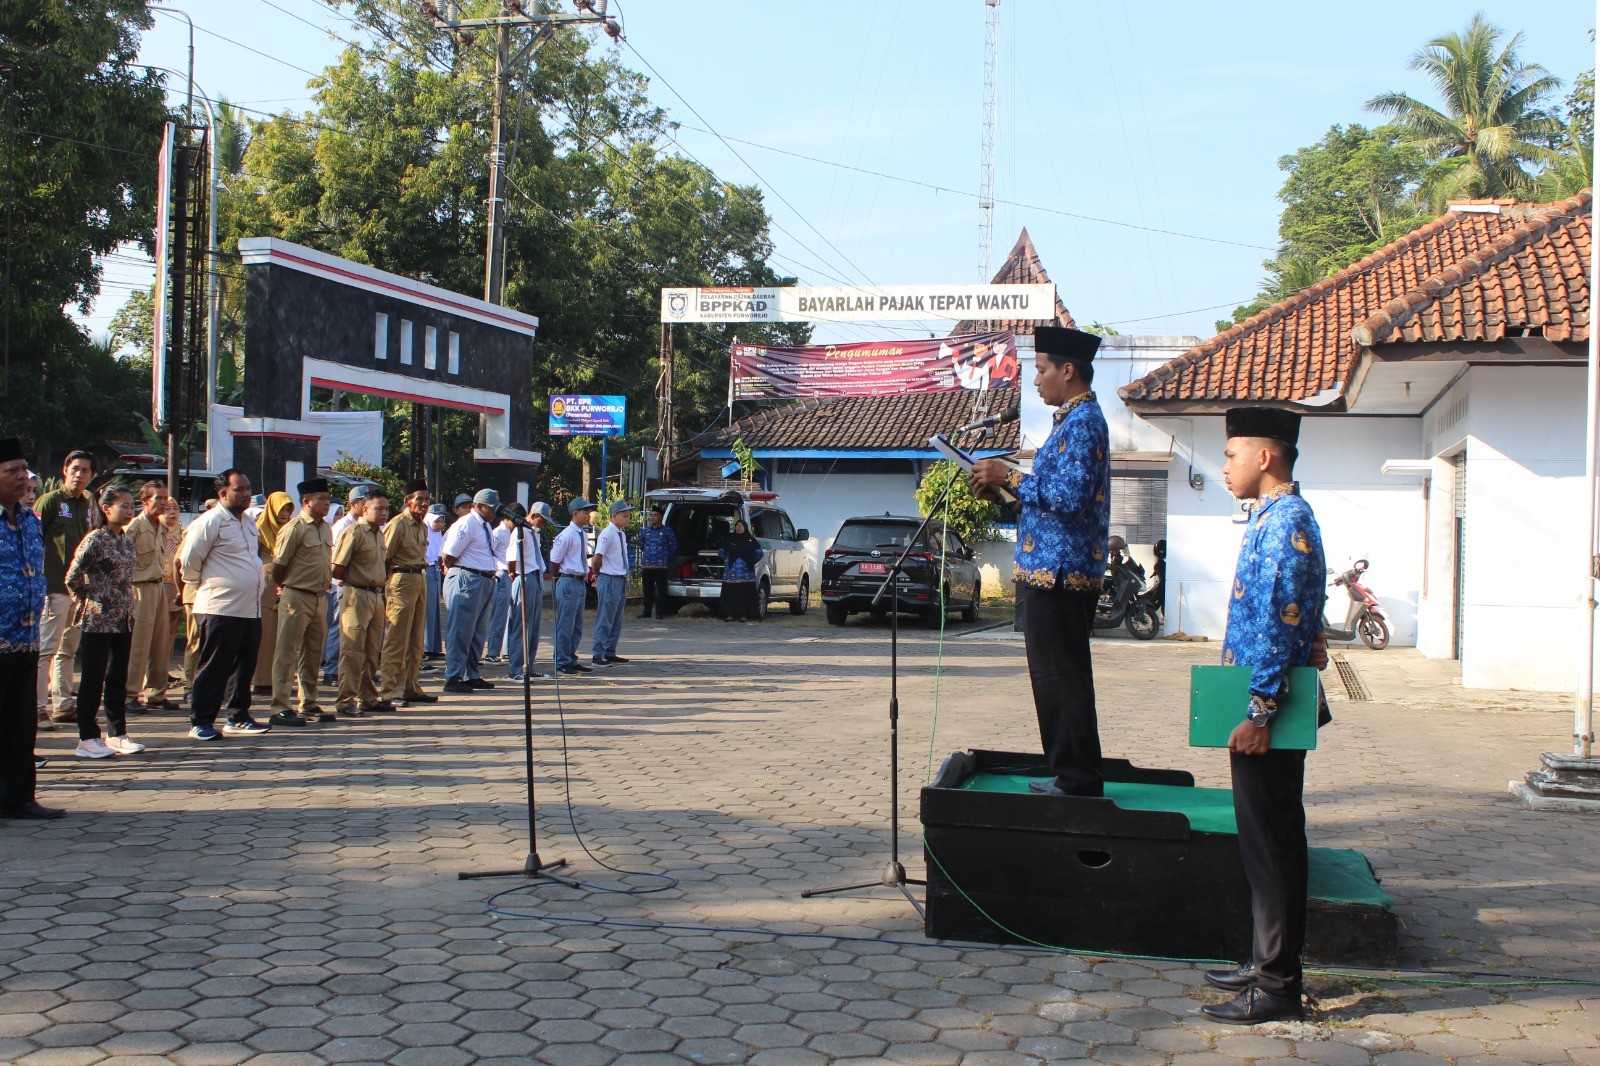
[251,491,295,694]
[66,486,143,757]
[718,518,764,622]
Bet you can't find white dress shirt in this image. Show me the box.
[549,522,589,576]
[491,524,512,575]
[507,526,546,575]
[592,522,629,577]
[440,511,499,572]
[329,511,358,587]
[178,505,264,618]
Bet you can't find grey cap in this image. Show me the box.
[567,496,596,514]
[348,484,372,501]
[529,501,553,521]
[609,500,634,516]
[428,503,448,516]
[454,493,472,507]
[473,488,500,508]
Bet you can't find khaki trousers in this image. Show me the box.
[252,563,279,688]
[380,572,426,702]
[273,587,327,714]
[182,604,200,686]
[37,592,80,717]
[337,587,383,708]
[126,582,171,700]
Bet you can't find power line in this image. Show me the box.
[670,122,1276,254]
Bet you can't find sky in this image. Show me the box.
[83,0,1595,349]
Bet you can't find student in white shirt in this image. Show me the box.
[439,488,502,692]
[589,500,633,667]
[505,502,551,682]
[549,497,597,675]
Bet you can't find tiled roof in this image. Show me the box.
[709,389,1022,453]
[951,228,1077,335]
[1120,191,1592,405]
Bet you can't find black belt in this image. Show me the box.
[558,572,587,580]
[391,566,424,574]
[458,567,496,578]
[348,584,384,593]
[135,578,165,585]
[285,586,325,596]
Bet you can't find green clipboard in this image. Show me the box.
[1189,665,1320,750]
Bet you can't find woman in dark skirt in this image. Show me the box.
[718,519,764,621]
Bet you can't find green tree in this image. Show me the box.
[1221,125,1430,329]
[109,285,155,359]
[1366,14,1561,203]
[0,0,170,466]
[223,7,806,492]
[914,460,1000,545]
[1537,68,1594,200]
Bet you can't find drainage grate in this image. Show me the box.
[1331,654,1371,702]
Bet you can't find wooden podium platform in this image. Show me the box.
[921,749,1399,965]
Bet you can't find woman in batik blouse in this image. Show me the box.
[64,486,145,759]
[718,519,764,622]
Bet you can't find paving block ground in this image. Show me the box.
[6,611,1599,1064]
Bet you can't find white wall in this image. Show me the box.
[769,463,926,575]
[1152,415,1426,646]
[1452,367,1589,691]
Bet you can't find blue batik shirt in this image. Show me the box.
[0,500,48,654]
[638,525,677,569]
[1221,483,1327,711]
[1012,391,1112,592]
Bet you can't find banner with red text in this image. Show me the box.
[730,332,1018,399]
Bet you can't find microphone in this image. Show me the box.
[958,406,1019,433]
[493,502,532,529]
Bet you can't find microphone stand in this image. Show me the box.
[803,427,990,914]
[459,520,573,885]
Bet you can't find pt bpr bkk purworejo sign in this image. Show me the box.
[659,284,1056,324]
[549,394,626,437]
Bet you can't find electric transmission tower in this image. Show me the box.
[979,0,999,282]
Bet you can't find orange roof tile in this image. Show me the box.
[951,228,1077,335]
[1120,191,1592,406]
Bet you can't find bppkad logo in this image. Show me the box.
[667,291,688,318]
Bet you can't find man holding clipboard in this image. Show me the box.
[1201,407,1330,1025]
[970,326,1111,798]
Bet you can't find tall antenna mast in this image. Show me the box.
[979,0,1000,281]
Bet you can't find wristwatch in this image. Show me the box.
[1247,694,1277,727]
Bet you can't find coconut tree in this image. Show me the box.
[1367,14,1561,202]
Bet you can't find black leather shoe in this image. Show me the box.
[3,800,66,820]
[369,701,398,714]
[442,680,476,694]
[468,678,494,690]
[145,698,179,711]
[402,692,439,704]
[1204,964,1258,992]
[1201,986,1303,1025]
[269,711,308,728]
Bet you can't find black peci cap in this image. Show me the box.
[403,479,428,496]
[1033,326,1101,363]
[1225,407,1301,447]
[0,438,24,464]
[297,478,330,496]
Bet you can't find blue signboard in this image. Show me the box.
[549,394,626,437]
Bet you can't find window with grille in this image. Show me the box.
[1109,472,1167,545]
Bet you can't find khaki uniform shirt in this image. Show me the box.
[274,511,333,594]
[333,519,387,589]
[384,509,428,571]
[127,511,167,583]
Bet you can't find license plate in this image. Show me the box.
[858,562,886,574]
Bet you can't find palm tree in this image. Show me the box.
[1367,14,1562,202]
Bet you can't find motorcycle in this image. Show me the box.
[1095,538,1149,637]
[1124,539,1165,641]
[1323,559,1390,650]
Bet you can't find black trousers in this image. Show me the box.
[0,651,39,811]
[641,568,670,618]
[1230,748,1308,996]
[190,614,261,727]
[1021,585,1102,795]
[77,631,132,741]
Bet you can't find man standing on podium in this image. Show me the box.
[970,325,1110,798]
[1202,406,1328,1025]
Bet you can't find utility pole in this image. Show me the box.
[655,324,673,483]
[421,0,621,306]
[979,0,1000,282]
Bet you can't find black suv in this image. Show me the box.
[821,515,982,626]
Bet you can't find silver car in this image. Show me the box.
[644,488,812,619]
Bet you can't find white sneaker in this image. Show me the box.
[105,735,146,755]
[74,738,115,759]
